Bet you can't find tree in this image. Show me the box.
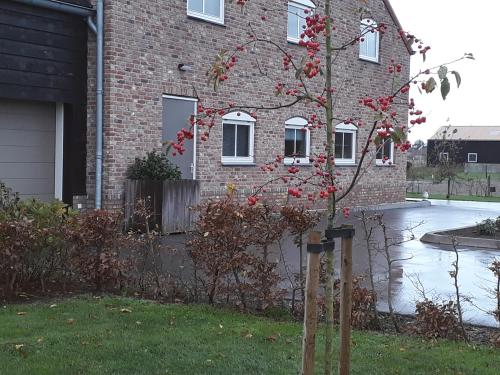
[170,1,470,373]
[428,125,464,199]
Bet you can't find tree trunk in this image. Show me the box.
[323,1,337,374]
[380,220,399,333]
[361,213,380,328]
[451,239,468,342]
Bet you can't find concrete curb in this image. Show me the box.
[421,226,500,250]
[349,199,432,213]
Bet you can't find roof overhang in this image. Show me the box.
[382,0,414,55]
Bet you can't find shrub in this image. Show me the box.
[0,199,72,297]
[188,195,286,310]
[411,300,463,340]
[66,210,133,292]
[332,277,377,329]
[0,181,19,211]
[127,151,181,181]
[478,219,497,236]
[496,216,500,231]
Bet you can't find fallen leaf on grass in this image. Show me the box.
[16,312,27,316]
[36,338,44,343]
[120,308,132,313]
[136,321,142,325]
[240,330,253,339]
[266,334,279,342]
[67,318,76,325]
[49,304,57,309]
[14,344,28,358]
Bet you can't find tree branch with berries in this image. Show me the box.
[168,0,472,373]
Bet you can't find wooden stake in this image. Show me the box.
[338,233,353,375]
[301,231,322,375]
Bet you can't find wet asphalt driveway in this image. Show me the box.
[164,199,500,327]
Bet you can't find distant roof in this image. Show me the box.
[429,126,500,141]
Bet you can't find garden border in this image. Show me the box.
[421,226,500,250]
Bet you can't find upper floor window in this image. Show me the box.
[335,123,357,165]
[376,140,394,165]
[284,117,310,164]
[287,0,316,43]
[222,112,255,165]
[359,18,379,62]
[187,0,224,25]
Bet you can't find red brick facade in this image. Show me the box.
[82,0,410,210]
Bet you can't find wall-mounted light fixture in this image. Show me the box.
[178,63,194,72]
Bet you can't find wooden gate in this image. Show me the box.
[124,179,200,233]
[161,180,200,233]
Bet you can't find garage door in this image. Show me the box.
[0,99,56,202]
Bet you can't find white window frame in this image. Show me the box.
[376,139,394,165]
[359,18,379,63]
[187,0,224,25]
[284,117,310,165]
[468,153,478,163]
[335,123,357,166]
[439,152,449,163]
[287,0,316,44]
[221,112,255,165]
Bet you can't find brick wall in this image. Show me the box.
[85,0,410,210]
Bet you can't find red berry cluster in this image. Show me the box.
[343,207,350,218]
[409,109,426,126]
[398,141,411,152]
[387,61,402,74]
[247,195,259,206]
[296,14,330,79]
[288,187,303,198]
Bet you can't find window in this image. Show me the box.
[439,152,449,163]
[187,0,224,25]
[376,140,394,165]
[468,153,478,163]
[221,112,255,165]
[287,0,316,43]
[334,123,357,165]
[284,117,310,164]
[359,18,379,62]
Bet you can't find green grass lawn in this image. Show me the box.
[407,192,500,203]
[0,297,498,374]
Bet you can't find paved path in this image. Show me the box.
[288,200,500,327]
[164,199,500,327]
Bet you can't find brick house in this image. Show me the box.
[0,0,411,210]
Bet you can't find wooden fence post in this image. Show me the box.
[301,231,322,375]
[338,227,354,375]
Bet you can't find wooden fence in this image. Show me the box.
[124,179,200,233]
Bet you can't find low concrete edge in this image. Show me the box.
[421,226,500,250]
[349,199,431,213]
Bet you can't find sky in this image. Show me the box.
[388,0,500,142]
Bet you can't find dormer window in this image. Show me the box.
[187,0,224,25]
[287,0,316,44]
[359,18,379,62]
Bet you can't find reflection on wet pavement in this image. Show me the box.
[164,200,500,327]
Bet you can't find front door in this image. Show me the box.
[162,95,197,179]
